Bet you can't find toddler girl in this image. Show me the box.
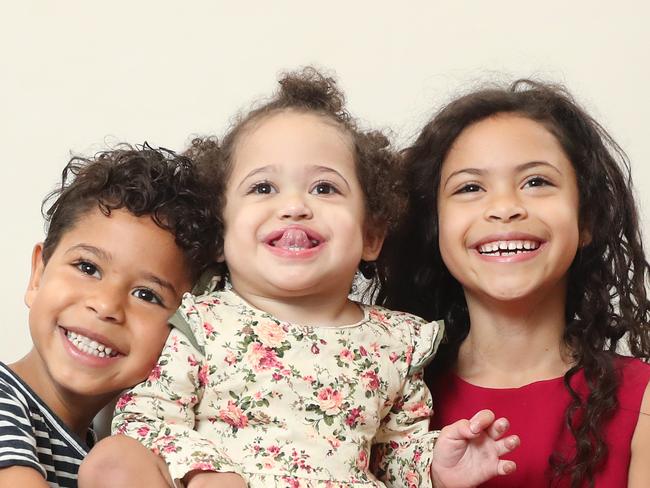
[379,80,650,487]
[81,69,518,488]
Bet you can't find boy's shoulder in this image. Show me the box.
[0,363,90,487]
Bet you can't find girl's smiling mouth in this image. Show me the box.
[477,239,541,256]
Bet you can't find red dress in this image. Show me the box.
[430,356,650,487]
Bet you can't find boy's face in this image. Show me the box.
[24,207,192,401]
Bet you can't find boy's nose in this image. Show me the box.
[278,194,313,220]
[85,283,126,323]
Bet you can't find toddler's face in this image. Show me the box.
[24,207,192,402]
[221,111,382,301]
[437,114,581,306]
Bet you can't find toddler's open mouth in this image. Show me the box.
[266,227,322,251]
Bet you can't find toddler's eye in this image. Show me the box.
[311,181,339,195]
[249,181,276,195]
[132,288,163,306]
[76,261,100,278]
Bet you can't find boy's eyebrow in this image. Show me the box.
[65,244,178,296]
[443,160,560,188]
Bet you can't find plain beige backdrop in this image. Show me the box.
[1,1,648,361]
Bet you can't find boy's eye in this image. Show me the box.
[311,181,339,195]
[248,181,276,195]
[132,288,163,306]
[76,261,100,278]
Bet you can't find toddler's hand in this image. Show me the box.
[184,470,247,488]
[431,409,519,488]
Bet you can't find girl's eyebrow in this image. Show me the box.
[443,160,561,188]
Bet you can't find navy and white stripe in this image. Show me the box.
[0,363,94,487]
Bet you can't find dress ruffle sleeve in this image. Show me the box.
[371,317,443,488]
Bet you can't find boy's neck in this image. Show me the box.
[10,352,113,439]
[230,285,364,327]
[456,286,573,388]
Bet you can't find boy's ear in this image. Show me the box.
[361,226,385,261]
[25,243,45,309]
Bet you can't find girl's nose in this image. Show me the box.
[278,194,313,220]
[85,283,126,323]
[484,192,527,223]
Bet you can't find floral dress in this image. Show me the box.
[113,287,443,487]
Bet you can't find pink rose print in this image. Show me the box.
[190,461,215,471]
[339,348,353,363]
[361,370,380,391]
[116,392,134,410]
[224,350,237,366]
[187,355,199,367]
[317,386,343,415]
[198,363,210,387]
[219,401,248,428]
[245,342,283,372]
[203,321,215,338]
[345,407,364,428]
[404,400,432,418]
[356,450,368,470]
[256,320,287,347]
[147,365,161,382]
[389,351,399,363]
[136,426,150,437]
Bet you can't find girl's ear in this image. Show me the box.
[25,243,45,308]
[579,226,592,248]
[361,227,385,261]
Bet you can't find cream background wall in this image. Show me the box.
[1,1,648,361]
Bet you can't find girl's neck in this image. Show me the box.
[230,284,364,327]
[10,353,112,439]
[456,287,573,388]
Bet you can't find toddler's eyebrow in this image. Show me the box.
[237,165,275,190]
[310,165,351,191]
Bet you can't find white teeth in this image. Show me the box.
[478,239,540,255]
[65,330,118,358]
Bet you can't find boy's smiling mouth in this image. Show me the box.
[477,239,541,256]
[61,327,121,359]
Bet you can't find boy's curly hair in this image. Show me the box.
[185,67,405,287]
[378,80,650,487]
[42,143,221,281]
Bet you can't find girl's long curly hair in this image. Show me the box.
[377,80,650,486]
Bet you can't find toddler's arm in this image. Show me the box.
[111,328,242,484]
[431,409,519,488]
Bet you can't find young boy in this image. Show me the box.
[0,145,220,487]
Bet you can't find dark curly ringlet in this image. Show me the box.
[377,80,650,487]
[41,143,221,282]
[185,67,405,289]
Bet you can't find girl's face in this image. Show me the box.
[437,114,582,306]
[221,111,382,301]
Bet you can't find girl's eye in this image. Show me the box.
[248,181,276,195]
[76,261,100,278]
[524,176,552,188]
[455,183,482,194]
[311,181,339,195]
[132,288,163,306]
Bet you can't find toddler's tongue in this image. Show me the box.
[275,228,312,249]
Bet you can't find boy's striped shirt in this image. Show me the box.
[0,362,94,487]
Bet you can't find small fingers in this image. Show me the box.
[468,409,496,435]
[497,459,517,476]
[494,434,520,457]
[486,417,510,439]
